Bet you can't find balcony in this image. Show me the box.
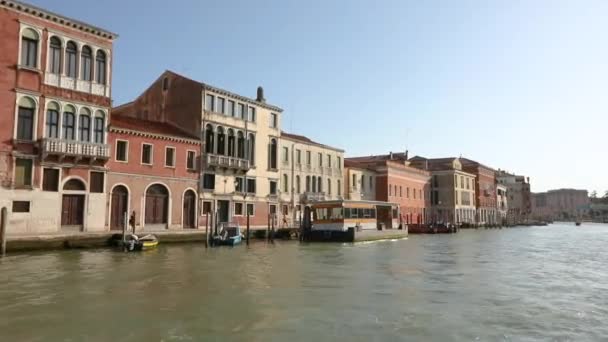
[44,73,111,97]
[41,138,110,159]
[300,192,326,203]
[205,154,250,171]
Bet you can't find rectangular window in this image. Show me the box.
[327,154,331,168]
[407,187,410,198]
[14,158,33,187]
[17,107,34,140]
[282,205,289,216]
[270,180,277,195]
[234,202,244,216]
[237,103,245,119]
[466,178,470,190]
[296,149,301,164]
[352,174,357,189]
[399,186,402,197]
[389,184,392,196]
[62,112,75,140]
[227,100,235,116]
[203,174,215,190]
[202,201,212,214]
[79,115,90,142]
[115,140,128,162]
[12,201,30,213]
[270,113,278,128]
[217,97,225,114]
[370,176,373,189]
[205,94,214,112]
[269,204,277,216]
[306,151,311,165]
[142,144,153,164]
[90,171,104,193]
[318,152,323,167]
[187,151,196,170]
[42,168,59,191]
[282,147,289,162]
[246,203,255,216]
[419,189,422,200]
[46,109,59,138]
[461,176,464,189]
[165,147,175,167]
[94,117,104,144]
[248,107,256,122]
[413,189,417,199]
[235,177,244,192]
[433,175,439,187]
[455,190,459,205]
[21,38,37,68]
[337,157,341,169]
[246,178,256,194]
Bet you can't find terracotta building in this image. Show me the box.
[106,115,200,231]
[112,71,284,229]
[279,132,344,227]
[345,152,431,225]
[0,0,116,234]
[460,158,498,225]
[409,156,476,224]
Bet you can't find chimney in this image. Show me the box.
[389,151,393,160]
[425,160,429,170]
[256,86,266,103]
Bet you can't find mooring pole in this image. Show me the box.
[205,212,209,248]
[246,212,250,245]
[267,213,270,242]
[1,207,8,256]
[122,212,128,251]
[271,214,275,243]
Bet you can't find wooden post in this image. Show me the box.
[122,212,128,251]
[205,212,209,248]
[246,212,250,245]
[214,211,218,235]
[1,207,7,256]
[267,213,270,242]
[271,214,275,243]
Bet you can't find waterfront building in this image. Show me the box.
[0,0,116,234]
[532,189,589,221]
[409,156,476,224]
[496,170,532,223]
[345,152,431,225]
[112,71,283,229]
[497,184,509,221]
[105,115,200,231]
[279,132,344,227]
[460,158,498,225]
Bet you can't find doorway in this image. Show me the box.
[111,185,129,230]
[183,190,196,228]
[218,200,229,223]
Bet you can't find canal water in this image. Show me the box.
[1,223,608,341]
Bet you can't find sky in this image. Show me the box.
[31,0,608,193]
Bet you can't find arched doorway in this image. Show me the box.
[145,184,169,229]
[183,190,196,229]
[110,185,129,230]
[62,178,86,230]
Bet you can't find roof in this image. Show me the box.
[2,0,118,39]
[408,155,460,171]
[110,115,199,141]
[281,131,344,152]
[343,159,376,172]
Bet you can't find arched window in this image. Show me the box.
[305,176,310,192]
[65,41,77,78]
[248,133,255,165]
[237,131,244,158]
[311,176,316,193]
[21,28,38,68]
[49,36,62,74]
[269,138,277,169]
[205,124,214,153]
[217,126,225,155]
[327,179,332,195]
[227,129,235,157]
[317,176,322,193]
[283,174,289,193]
[80,46,92,81]
[17,96,36,140]
[78,108,91,142]
[94,110,105,143]
[338,180,341,196]
[62,105,76,140]
[95,50,106,84]
[296,175,301,194]
[63,178,86,191]
[45,102,60,138]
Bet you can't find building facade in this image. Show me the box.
[461,158,498,225]
[113,71,284,230]
[279,132,344,227]
[0,0,116,234]
[532,189,589,221]
[344,160,377,201]
[409,156,476,224]
[497,184,508,220]
[496,170,532,223]
[346,153,431,225]
[106,115,200,231]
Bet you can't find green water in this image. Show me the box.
[1,223,608,341]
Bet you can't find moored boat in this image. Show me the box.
[111,233,159,251]
[211,223,242,246]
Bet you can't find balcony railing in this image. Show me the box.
[300,192,326,202]
[205,154,250,171]
[41,138,110,159]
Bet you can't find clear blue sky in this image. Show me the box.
[33,0,608,194]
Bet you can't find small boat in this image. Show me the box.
[211,223,242,246]
[575,221,581,226]
[114,233,159,251]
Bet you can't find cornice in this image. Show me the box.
[110,127,201,145]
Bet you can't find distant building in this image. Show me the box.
[279,132,344,227]
[532,189,589,220]
[345,152,431,225]
[0,0,116,234]
[497,184,508,220]
[409,156,476,224]
[496,170,532,223]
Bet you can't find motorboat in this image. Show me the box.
[211,223,242,246]
[112,233,159,251]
